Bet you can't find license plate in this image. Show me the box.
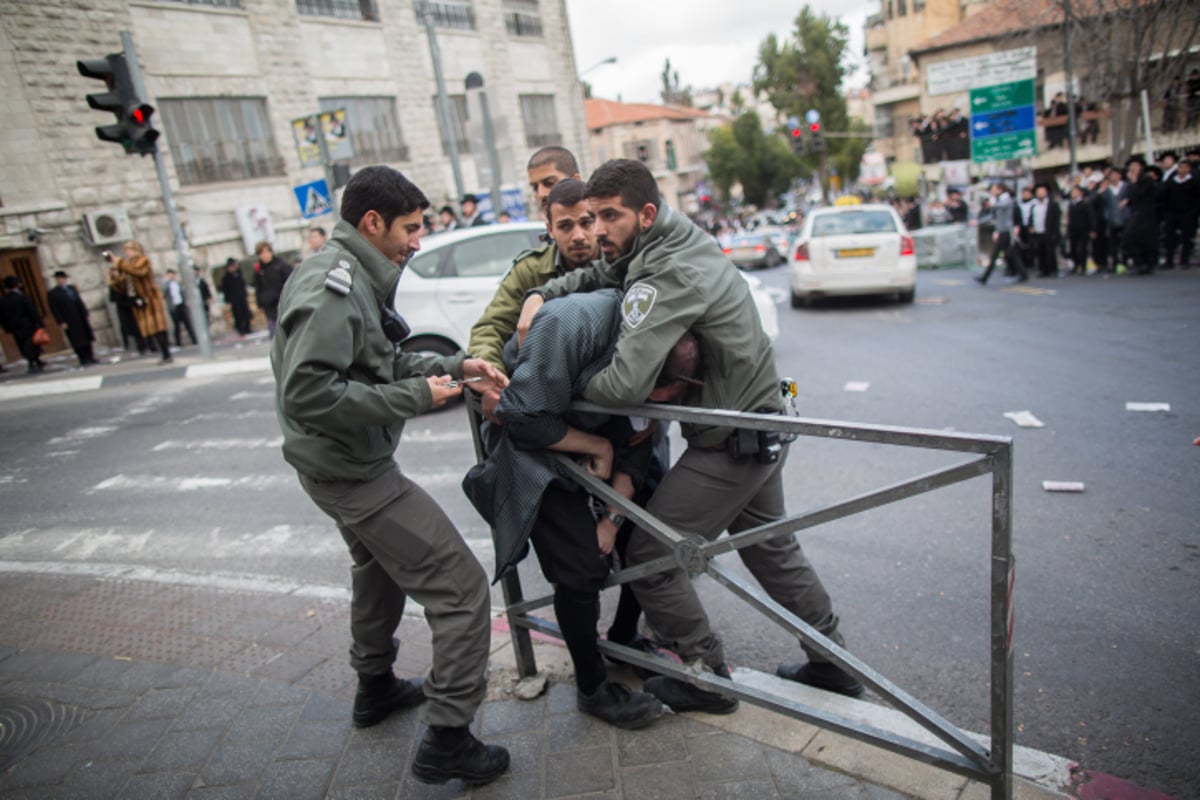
[836,247,875,258]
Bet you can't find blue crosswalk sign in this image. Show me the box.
[294,180,332,220]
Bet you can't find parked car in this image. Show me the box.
[724,232,784,269]
[395,222,779,355]
[788,204,917,308]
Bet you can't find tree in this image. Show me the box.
[660,58,694,107]
[752,9,867,183]
[992,0,1200,164]
[704,110,800,207]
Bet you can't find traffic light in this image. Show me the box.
[77,53,159,156]
[809,121,826,154]
[786,116,808,156]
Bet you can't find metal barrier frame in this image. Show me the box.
[467,400,1014,800]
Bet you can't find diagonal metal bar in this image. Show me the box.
[704,560,994,770]
[706,456,993,559]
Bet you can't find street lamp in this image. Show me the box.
[579,56,617,78]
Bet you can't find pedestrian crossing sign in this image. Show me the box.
[293,179,332,220]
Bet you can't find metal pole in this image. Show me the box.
[478,90,505,220]
[121,31,212,359]
[1140,89,1155,162]
[989,444,1016,800]
[1062,0,1079,182]
[420,3,465,201]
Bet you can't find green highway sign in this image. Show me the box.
[972,130,1037,163]
[970,79,1035,115]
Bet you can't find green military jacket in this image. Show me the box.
[272,219,465,482]
[467,241,558,374]
[533,204,782,448]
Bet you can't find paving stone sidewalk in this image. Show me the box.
[0,571,910,799]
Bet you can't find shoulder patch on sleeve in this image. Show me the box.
[622,282,657,328]
[324,260,353,296]
[511,242,552,268]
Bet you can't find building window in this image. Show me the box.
[158,0,244,8]
[502,0,542,37]
[887,0,893,18]
[318,97,408,163]
[519,94,561,147]
[433,95,471,154]
[897,0,907,15]
[296,0,378,20]
[623,139,655,164]
[913,0,925,10]
[414,1,474,30]
[158,97,285,186]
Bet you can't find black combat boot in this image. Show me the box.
[411,726,510,786]
[643,662,739,715]
[352,672,425,728]
[776,660,865,698]
[577,679,664,729]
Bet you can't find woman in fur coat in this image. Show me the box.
[107,240,173,363]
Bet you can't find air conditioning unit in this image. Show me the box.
[82,207,133,245]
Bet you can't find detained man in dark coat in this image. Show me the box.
[47,270,96,365]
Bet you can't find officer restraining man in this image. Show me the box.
[516,159,863,714]
[271,166,511,787]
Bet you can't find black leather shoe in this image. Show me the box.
[644,663,738,715]
[411,727,510,786]
[974,275,987,285]
[776,660,865,698]
[352,673,425,728]
[578,679,664,729]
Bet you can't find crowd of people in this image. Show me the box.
[911,109,970,163]
[975,150,1199,283]
[267,147,864,787]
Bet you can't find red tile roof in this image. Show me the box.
[585,98,711,130]
[910,0,1150,55]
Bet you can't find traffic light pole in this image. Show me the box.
[120,31,212,359]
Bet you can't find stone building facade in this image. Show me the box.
[0,0,587,354]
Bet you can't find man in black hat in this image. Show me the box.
[460,194,489,227]
[48,270,97,366]
[437,205,458,232]
[220,257,253,335]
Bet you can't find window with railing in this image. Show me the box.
[433,94,471,154]
[502,0,542,37]
[622,139,655,164]
[318,96,408,164]
[157,0,244,8]
[519,94,561,148]
[158,97,285,186]
[296,0,378,21]
[414,1,474,30]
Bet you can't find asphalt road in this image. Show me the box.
[0,265,1196,796]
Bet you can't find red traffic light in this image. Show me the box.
[789,127,802,138]
[809,122,821,132]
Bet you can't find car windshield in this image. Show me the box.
[811,211,897,237]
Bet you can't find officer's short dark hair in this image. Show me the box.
[527,146,579,177]
[545,179,587,223]
[341,166,429,229]
[585,159,660,213]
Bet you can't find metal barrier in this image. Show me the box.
[467,399,1015,800]
[912,223,979,269]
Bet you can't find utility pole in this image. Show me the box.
[419,2,465,201]
[1062,0,1079,182]
[120,31,212,359]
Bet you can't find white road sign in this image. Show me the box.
[926,46,1037,97]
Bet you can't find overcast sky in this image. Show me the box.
[563,0,876,105]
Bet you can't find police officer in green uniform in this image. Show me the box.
[517,159,863,714]
[467,147,584,393]
[272,166,510,787]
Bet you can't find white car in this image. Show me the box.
[394,222,779,354]
[788,204,917,308]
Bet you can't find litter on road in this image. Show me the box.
[1004,411,1045,428]
[1043,481,1086,492]
[844,381,871,392]
[1125,402,1170,412]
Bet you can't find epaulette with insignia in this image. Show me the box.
[510,241,553,268]
[324,259,353,296]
